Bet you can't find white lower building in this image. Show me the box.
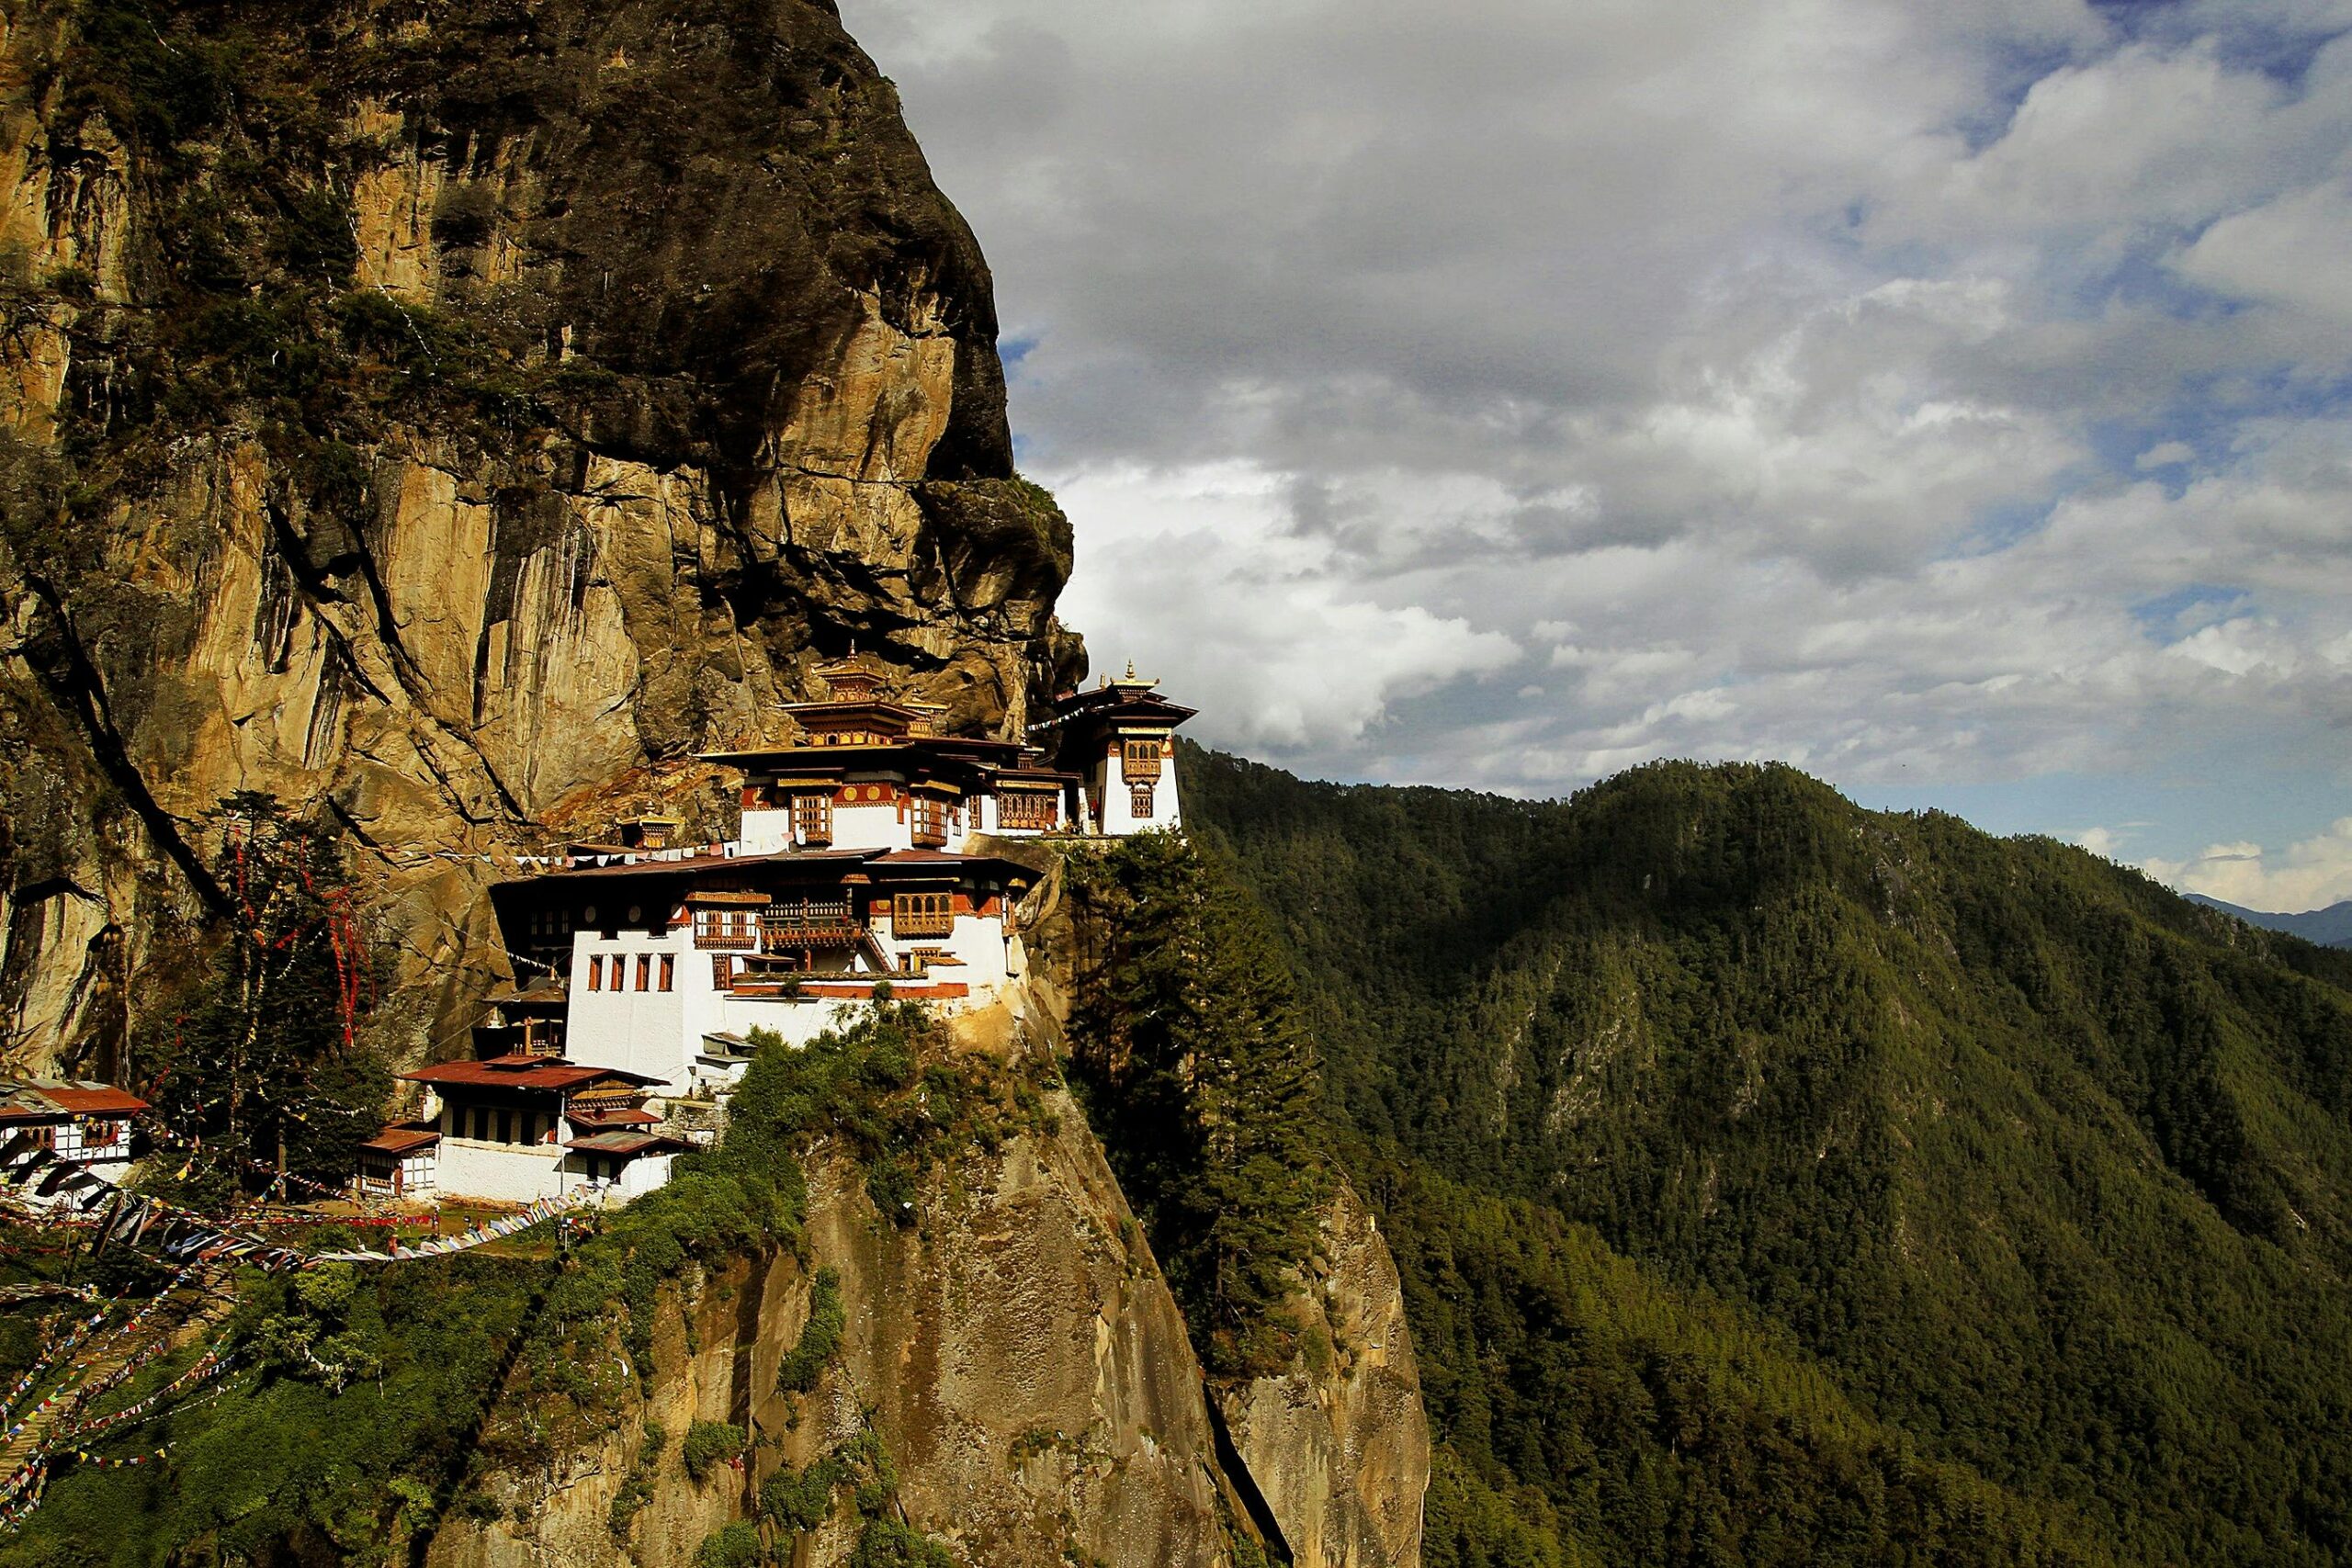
[0,1078,145,1204]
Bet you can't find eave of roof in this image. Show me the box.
[361,1127,441,1155]
[700,734,1023,768]
[565,1131,684,1156]
[497,848,880,888]
[867,850,1038,879]
[400,1055,663,1090]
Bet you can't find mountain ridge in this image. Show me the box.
[1184,742,2352,1565]
[2188,892,2352,950]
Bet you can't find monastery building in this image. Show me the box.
[388,661,1193,1205]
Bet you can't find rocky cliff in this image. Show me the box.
[0,0,1083,1076]
[427,982,1428,1568]
[0,6,1432,1560]
[1216,1182,1429,1568]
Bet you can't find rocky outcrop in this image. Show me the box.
[427,1038,1237,1566]
[0,0,1084,1075]
[426,971,1427,1568]
[1216,1183,1430,1568]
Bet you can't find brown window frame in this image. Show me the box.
[793,792,833,845]
[999,791,1059,830]
[659,953,675,992]
[587,954,603,991]
[910,795,950,848]
[1121,738,1164,782]
[891,892,955,938]
[1131,782,1157,820]
[636,954,652,991]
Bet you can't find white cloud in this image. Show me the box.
[2146,818,2352,912]
[2075,826,2126,859]
[1051,461,1521,752]
[844,0,2352,867]
[2175,179,2352,328]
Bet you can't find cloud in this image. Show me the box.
[2145,818,2352,911]
[2075,826,2127,860]
[843,0,2352,868]
[2174,179,2352,327]
[1052,461,1521,752]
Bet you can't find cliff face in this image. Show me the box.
[0,0,1082,1075]
[427,1086,1231,1568]
[430,978,1427,1568]
[1217,1182,1430,1568]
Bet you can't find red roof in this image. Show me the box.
[0,1079,147,1121]
[400,1055,663,1091]
[565,1131,684,1156]
[360,1126,441,1156]
[568,1107,662,1129]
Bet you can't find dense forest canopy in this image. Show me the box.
[1185,744,2352,1566]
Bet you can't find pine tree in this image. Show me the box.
[1067,831,1326,1375]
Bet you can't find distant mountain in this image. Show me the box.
[2188,894,2352,949]
[1187,744,2352,1566]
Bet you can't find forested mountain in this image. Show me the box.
[1185,744,2352,1566]
[2190,895,2352,950]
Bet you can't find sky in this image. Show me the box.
[840,0,2352,914]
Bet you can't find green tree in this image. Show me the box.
[142,793,389,1203]
[1067,831,1326,1375]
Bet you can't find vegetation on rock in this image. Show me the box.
[0,1003,954,1564]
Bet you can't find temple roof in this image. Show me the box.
[0,1079,147,1120]
[496,845,1034,891]
[360,1125,441,1156]
[1035,674,1197,731]
[565,1130,684,1156]
[699,733,1023,770]
[400,1055,663,1091]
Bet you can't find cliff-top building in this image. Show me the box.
[390,661,1193,1205]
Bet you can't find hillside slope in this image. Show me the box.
[1187,745,2352,1565]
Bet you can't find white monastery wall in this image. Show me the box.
[437,1138,569,1204]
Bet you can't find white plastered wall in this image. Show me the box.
[1094,739,1182,835]
[436,1139,568,1203]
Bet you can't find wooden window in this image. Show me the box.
[660,954,675,992]
[1121,738,1164,782]
[636,954,652,991]
[82,1118,119,1148]
[793,793,833,845]
[1131,783,1156,821]
[911,795,950,847]
[891,892,955,938]
[587,955,603,991]
[999,792,1058,830]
